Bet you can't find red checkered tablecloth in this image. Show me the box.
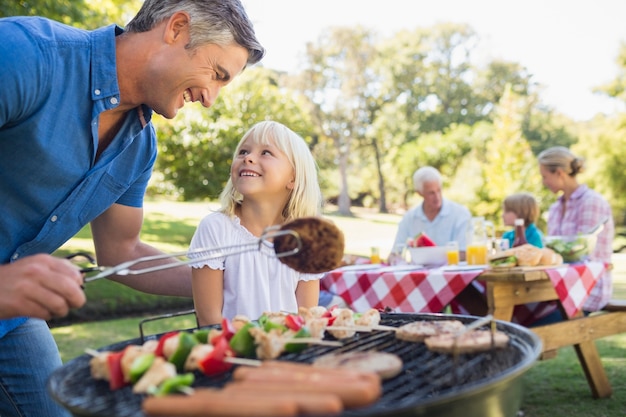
[546,262,605,317]
[450,261,605,326]
[320,265,483,313]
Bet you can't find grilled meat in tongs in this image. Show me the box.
[77,217,345,282]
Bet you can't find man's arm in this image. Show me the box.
[90,203,192,297]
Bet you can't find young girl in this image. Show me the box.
[188,121,324,326]
[501,192,544,249]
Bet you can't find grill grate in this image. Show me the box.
[48,313,541,417]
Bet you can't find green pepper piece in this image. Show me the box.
[257,314,268,327]
[129,352,155,384]
[193,329,210,344]
[229,322,258,358]
[284,326,312,353]
[168,332,198,373]
[263,319,288,333]
[150,373,195,397]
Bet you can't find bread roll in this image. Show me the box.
[511,244,543,266]
[539,247,563,266]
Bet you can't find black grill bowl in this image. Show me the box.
[48,313,542,417]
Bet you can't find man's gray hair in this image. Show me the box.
[412,166,442,194]
[125,0,265,66]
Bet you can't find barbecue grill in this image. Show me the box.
[48,313,541,417]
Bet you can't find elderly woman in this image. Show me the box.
[538,146,614,313]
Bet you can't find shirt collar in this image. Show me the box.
[559,184,588,203]
[419,198,450,219]
[90,24,121,102]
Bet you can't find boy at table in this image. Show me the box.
[388,166,471,264]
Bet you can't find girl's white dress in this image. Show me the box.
[188,212,322,320]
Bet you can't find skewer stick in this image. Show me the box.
[85,348,102,357]
[225,357,262,366]
[326,324,397,332]
[282,338,342,346]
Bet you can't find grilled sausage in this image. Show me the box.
[142,388,299,417]
[223,378,381,409]
[249,361,381,384]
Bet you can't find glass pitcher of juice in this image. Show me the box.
[466,216,495,265]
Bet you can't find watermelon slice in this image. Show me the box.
[408,232,436,247]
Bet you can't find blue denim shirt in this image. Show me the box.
[0,17,158,337]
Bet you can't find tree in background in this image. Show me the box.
[477,85,543,224]
[292,26,380,216]
[1,0,140,29]
[16,0,624,226]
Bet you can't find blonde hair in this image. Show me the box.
[503,192,540,226]
[537,146,585,177]
[219,121,322,221]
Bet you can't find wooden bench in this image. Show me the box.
[530,299,626,398]
[479,264,624,399]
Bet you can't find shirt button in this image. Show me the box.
[11,253,19,260]
[51,215,58,222]
[110,97,119,105]
[94,89,101,95]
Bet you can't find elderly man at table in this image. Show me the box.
[389,166,471,264]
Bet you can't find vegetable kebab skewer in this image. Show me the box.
[87,313,341,394]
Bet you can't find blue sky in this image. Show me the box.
[242,0,626,121]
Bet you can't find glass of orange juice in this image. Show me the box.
[466,243,488,265]
[446,241,460,265]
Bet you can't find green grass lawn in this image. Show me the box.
[50,199,626,417]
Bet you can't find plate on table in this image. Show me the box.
[377,264,424,273]
[337,263,382,272]
[440,264,487,272]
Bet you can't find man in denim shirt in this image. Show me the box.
[0,1,264,415]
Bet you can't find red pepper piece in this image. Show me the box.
[198,335,234,376]
[322,306,338,326]
[284,314,305,332]
[107,350,127,390]
[220,318,236,342]
[154,331,179,358]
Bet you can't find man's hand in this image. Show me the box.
[0,254,86,320]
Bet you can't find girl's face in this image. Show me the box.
[502,209,517,227]
[540,164,564,194]
[231,137,295,200]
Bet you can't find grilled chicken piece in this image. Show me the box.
[184,344,214,372]
[161,334,180,359]
[327,309,355,339]
[307,318,328,339]
[249,328,286,360]
[299,305,328,320]
[120,345,145,383]
[355,309,381,328]
[133,357,177,394]
[232,315,251,331]
[89,351,111,381]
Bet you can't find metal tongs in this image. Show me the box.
[76,225,302,283]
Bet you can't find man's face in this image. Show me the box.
[418,181,443,211]
[148,42,249,119]
[141,14,249,119]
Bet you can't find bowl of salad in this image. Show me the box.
[543,234,597,263]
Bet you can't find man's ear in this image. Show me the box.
[164,11,191,44]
